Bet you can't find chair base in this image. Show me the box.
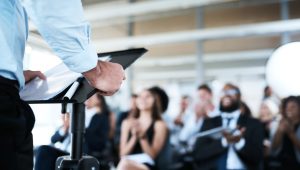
[55,155,99,170]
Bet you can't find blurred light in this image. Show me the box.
[266,42,300,98]
[25,45,32,54]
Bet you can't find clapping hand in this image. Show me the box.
[223,127,246,144]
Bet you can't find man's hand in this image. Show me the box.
[83,61,125,96]
[61,113,70,134]
[223,127,246,144]
[23,70,46,84]
[174,116,184,126]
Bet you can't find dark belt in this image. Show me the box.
[0,76,20,91]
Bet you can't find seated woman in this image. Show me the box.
[35,93,113,170]
[35,114,71,170]
[271,96,300,169]
[117,88,168,170]
[84,93,115,157]
[258,99,279,154]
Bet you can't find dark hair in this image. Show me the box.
[198,84,212,94]
[182,95,190,100]
[131,94,138,98]
[263,86,272,99]
[96,93,110,115]
[281,96,300,118]
[240,101,252,117]
[148,86,169,113]
[134,87,167,120]
[223,83,241,99]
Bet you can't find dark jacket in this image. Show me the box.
[193,114,264,170]
[51,128,69,144]
[84,112,110,155]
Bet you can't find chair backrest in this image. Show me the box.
[155,133,173,170]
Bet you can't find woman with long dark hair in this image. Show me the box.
[84,93,116,155]
[117,88,168,170]
[35,93,114,170]
[271,96,300,169]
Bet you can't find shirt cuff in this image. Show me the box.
[234,138,245,151]
[58,127,67,136]
[221,137,228,147]
[63,44,98,73]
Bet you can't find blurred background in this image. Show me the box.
[23,0,300,146]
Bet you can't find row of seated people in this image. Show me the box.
[35,94,116,170]
[35,86,170,170]
[170,84,300,170]
[35,83,300,170]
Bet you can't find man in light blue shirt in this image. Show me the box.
[0,0,125,169]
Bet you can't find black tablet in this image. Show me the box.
[98,48,147,69]
[69,48,147,102]
[22,48,147,103]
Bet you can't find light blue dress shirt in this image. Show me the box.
[0,0,97,88]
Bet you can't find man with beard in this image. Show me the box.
[193,83,264,170]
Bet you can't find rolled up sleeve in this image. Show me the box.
[23,0,97,73]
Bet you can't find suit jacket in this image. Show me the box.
[84,112,110,154]
[51,127,69,144]
[193,114,264,170]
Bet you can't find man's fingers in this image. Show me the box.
[35,71,46,80]
[222,131,230,137]
[24,70,46,84]
[98,91,113,96]
[97,90,116,96]
[240,127,246,134]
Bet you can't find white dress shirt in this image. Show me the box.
[221,110,246,170]
[179,113,204,146]
[0,0,97,88]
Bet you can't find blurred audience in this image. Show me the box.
[178,100,208,147]
[148,86,170,126]
[35,82,300,170]
[84,93,115,159]
[173,95,191,128]
[240,101,252,117]
[193,83,264,170]
[270,96,300,169]
[117,88,168,170]
[170,95,192,146]
[35,93,113,170]
[263,86,273,100]
[35,114,71,170]
[259,100,279,152]
[263,86,280,106]
[148,86,173,169]
[115,94,138,151]
[197,84,218,117]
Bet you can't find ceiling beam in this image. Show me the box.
[93,19,300,50]
[28,0,234,31]
[85,0,234,22]
[135,49,273,67]
[134,66,265,81]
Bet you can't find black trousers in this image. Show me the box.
[35,145,68,170]
[0,77,35,170]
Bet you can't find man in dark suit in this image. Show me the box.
[193,83,264,170]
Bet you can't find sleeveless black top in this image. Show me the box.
[279,124,300,169]
[129,121,155,154]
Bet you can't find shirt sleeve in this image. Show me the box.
[23,0,97,73]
